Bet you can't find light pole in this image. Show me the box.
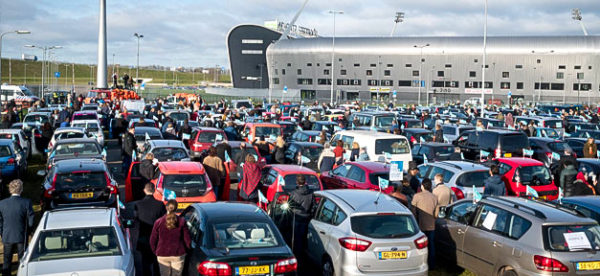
[24,64,27,85]
[0,30,30,84]
[329,10,343,105]
[24,44,61,99]
[531,50,554,106]
[480,0,488,118]
[414,44,430,106]
[572,8,589,36]
[390,12,404,37]
[134,32,144,90]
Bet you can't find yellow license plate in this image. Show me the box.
[177,203,191,210]
[504,153,512,157]
[236,265,270,275]
[378,251,407,260]
[577,261,600,271]
[539,195,547,200]
[70,192,93,199]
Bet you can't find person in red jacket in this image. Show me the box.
[150,200,191,276]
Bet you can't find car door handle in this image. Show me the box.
[319,231,326,235]
[457,229,464,235]
[492,241,503,248]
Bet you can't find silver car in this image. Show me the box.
[306,190,428,276]
[418,161,489,200]
[18,208,135,276]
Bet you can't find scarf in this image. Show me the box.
[242,162,262,197]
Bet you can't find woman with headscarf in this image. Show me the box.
[238,155,262,202]
[203,146,225,199]
[150,199,191,276]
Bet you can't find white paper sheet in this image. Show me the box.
[482,212,497,230]
[564,232,592,250]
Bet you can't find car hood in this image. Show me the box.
[24,256,128,276]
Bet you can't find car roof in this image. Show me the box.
[354,111,395,116]
[190,127,223,132]
[465,129,523,135]
[418,142,453,147]
[71,119,99,124]
[298,130,321,135]
[134,127,161,134]
[195,202,268,222]
[0,129,21,134]
[483,197,596,224]
[496,157,544,166]
[148,139,186,148]
[350,161,390,172]
[529,137,560,143]
[269,164,317,175]
[335,130,407,138]
[561,196,600,209]
[0,139,14,146]
[55,138,99,144]
[54,127,86,133]
[43,208,115,230]
[578,158,600,165]
[316,190,411,214]
[158,161,205,174]
[404,128,431,133]
[26,112,50,116]
[54,158,106,173]
[73,111,97,115]
[428,160,489,171]
[290,142,323,148]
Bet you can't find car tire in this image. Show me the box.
[322,256,334,276]
[502,269,517,276]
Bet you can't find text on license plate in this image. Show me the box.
[378,251,407,260]
[504,153,512,157]
[235,265,270,275]
[577,261,600,271]
[177,203,191,210]
[70,192,93,199]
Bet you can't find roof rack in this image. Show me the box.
[484,196,547,220]
[436,161,463,170]
[532,199,587,218]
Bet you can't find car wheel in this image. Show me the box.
[502,269,517,276]
[322,256,334,276]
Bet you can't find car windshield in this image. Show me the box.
[255,126,280,137]
[30,227,121,261]
[169,113,188,122]
[486,120,504,128]
[405,121,422,128]
[548,142,571,152]
[212,222,279,249]
[544,120,563,129]
[500,134,529,152]
[81,106,97,111]
[301,146,323,160]
[152,147,188,161]
[24,115,48,124]
[375,116,395,128]
[282,174,320,191]
[375,138,411,154]
[432,146,454,156]
[517,165,552,186]
[546,225,600,252]
[135,132,162,141]
[162,174,206,190]
[53,143,100,157]
[197,132,221,143]
[351,214,418,239]
[56,172,107,190]
[235,102,252,109]
[457,171,490,187]
[0,146,12,157]
[539,128,560,138]
[55,132,85,140]
[72,123,100,133]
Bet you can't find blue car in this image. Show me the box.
[0,139,27,180]
[558,196,600,223]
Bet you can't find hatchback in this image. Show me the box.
[0,139,27,180]
[320,161,394,194]
[260,164,322,203]
[566,138,600,159]
[411,142,456,165]
[188,127,227,159]
[284,142,323,171]
[418,161,489,200]
[402,128,434,146]
[46,138,104,170]
[290,130,325,143]
[141,139,190,162]
[47,127,88,151]
[529,137,574,166]
[70,119,104,145]
[151,161,216,212]
[495,157,558,200]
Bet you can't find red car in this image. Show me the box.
[260,165,323,205]
[495,157,558,200]
[152,162,216,212]
[188,127,227,159]
[320,161,394,194]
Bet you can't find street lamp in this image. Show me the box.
[329,10,343,105]
[480,0,488,118]
[414,44,430,106]
[24,64,27,85]
[0,30,30,85]
[134,33,144,90]
[24,44,61,99]
[572,8,589,36]
[390,12,405,37]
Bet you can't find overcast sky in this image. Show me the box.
[0,0,597,69]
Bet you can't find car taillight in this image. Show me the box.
[205,175,213,193]
[533,255,569,272]
[105,173,117,194]
[274,257,297,273]
[410,136,416,144]
[34,132,41,138]
[451,187,465,200]
[338,237,371,252]
[573,152,577,158]
[494,147,501,158]
[197,261,231,276]
[276,194,289,204]
[414,235,428,249]
[6,158,15,164]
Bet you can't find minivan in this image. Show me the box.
[349,111,397,132]
[455,130,529,161]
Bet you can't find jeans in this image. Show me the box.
[2,242,24,276]
[424,230,435,269]
[213,185,220,200]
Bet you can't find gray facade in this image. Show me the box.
[266,35,600,104]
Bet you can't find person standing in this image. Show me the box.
[134,183,166,276]
[150,200,190,276]
[433,124,444,142]
[317,143,336,173]
[483,165,506,196]
[214,140,232,165]
[406,162,421,194]
[203,147,226,199]
[122,126,137,173]
[349,142,360,162]
[140,153,158,184]
[273,136,287,164]
[432,174,454,209]
[583,138,597,158]
[390,183,410,208]
[288,175,314,258]
[333,140,345,166]
[561,160,579,197]
[238,155,262,202]
[0,180,34,276]
[411,178,438,269]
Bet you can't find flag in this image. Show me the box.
[334,126,342,132]
[473,185,482,203]
[460,152,465,160]
[480,150,490,158]
[558,187,564,201]
[102,148,107,158]
[163,188,177,201]
[182,133,191,140]
[118,198,126,209]
[132,150,137,161]
[322,125,329,131]
[400,123,405,130]
[420,136,426,143]
[423,153,429,165]
[224,150,231,162]
[523,149,534,156]
[297,126,303,132]
[252,154,259,161]
[597,150,600,159]
[351,122,356,129]
[301,155,311,164]
[526,185,539,198]
[378,177,389,190]
[343,151,350,160]
[384,152,392,159]
[277,174,285,186]
[258,190,269,204]
[145,132,151,141]
[551,152,560,160]
[215,134,223,141]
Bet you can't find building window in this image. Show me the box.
[282,69,286,75]
[297,78,313,85]
[474,59,478,63]
[241,39,263,44]
[274,69,278,75]
[340,69,347,75]
[354,63,360,67]
[241,50,263,55]
[464,81,492,89]
[367,80,379,86]
[371,93,389,101]
[589,66,593,70]
[287,63,291,67]
[324,69,330,75]
[337,79,350,85]
[317,79,331,85]
[350,79,361,85]
[412,70,419,77]
[502,72,509,78]
[500,82,510,89]
[517,82,524,90]
[484,65,489,69]
[384,70,391,76]
[537,59,541,64]
[317,63,320,67]
[297,69,302,75]
[405,64,412,68]
[346,92,359,101]
[551,83,564,90]
[469,71,476,78]
[326,63,331,67]
[433,81,459,88]
[272,78,279,85]
[556,72,564,79]
[534,82,550,90]
[301,90,316,100]
[575,65,582,70]
[387,64,394,68]
[306,63,312,67]
[366,70,373,76]
[445,64,452,68]
[398,80,412,87]
[558,65,566,70]
[437,71,444,77]
[515,65,523,69]
[381,80,393,86]
[577,72,584,79]
[574,83,592,91]
[370,64,377,67]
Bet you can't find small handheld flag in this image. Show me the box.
[334,126,342,132]
[473,185,482,203]
[551,152,561,160]
[480,150,490,158]
[277,174,286,186]
[558,187,564,201]
[297,126,303,132]
[224,150,231,162]
[523,149,534,157]
[118,198,126,209]
[163,188,177,201]
[182,133,191,140]
[258,190,269,204]
[460,152,465,160]
[420,136,426,143]
[378,177,389,190]
[301,155,311,164]
[384,152,392,159]
[423,153,429,165]
[343,151,351,160]
[145,132,151,141]
[526,185,539,198]
[322,125,329,131]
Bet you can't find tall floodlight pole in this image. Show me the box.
[134,33,144,90]
[480,0,488,118]
[329,10,343,105]
[414,44,430,106]
[0,30,30,84]
[97,0,108,89]
[390,12,405,37]
[572,8,589,36]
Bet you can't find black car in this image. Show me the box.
[566,121,599,133]
[39,158,117,210]
[454,129,529,161]
[277,121,297,140]
[557,196,600,222]
[402,128,434,146]
[571,130,600,140]
[181,202,297,276]
[284,142,323,171]
[46,138,104,170]
[411,142,456,165]
[529,137,573,166]
[398,118,423,129]
[565,137,600,158]
[471,118,504,129]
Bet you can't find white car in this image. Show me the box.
[18,208,135,276]
[48,127,89,151]
[71,120,104,145]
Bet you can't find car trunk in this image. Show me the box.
[204,248,291,276]
[54,171,110,205]
[162,174,208,197]
[544,224,600,274]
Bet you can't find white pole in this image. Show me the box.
[480,0,487,118]
[330,12,336,105]
[96,0,108,89]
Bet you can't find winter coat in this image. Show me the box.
[583,142,598,158]
[139,159,156,183]
[203,156,225,188]
[274,146,286,164]
[318,148,336,172]
[288,185,315,221]
[483,175,506,196]
[561,165,579,197]
[122,132,137,157]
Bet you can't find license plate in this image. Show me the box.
[539,195,547,200]
[177,203,191,210]
[504,153,512,157]
[577,261,600,271]
[378,251,407,260]
[235,265,270,275]
[70,192,93,199]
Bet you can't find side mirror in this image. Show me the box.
[438,206,447,219]
[37,170,46,177]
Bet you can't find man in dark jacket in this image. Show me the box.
[483,165,506,196]
[560,160,579,197]
[0,180,34,276]
[235,143,251,165]
[215,140,232,163]
[288,175,314,257]
[139,153,157,184]
[122,126,137,173]
[407,162,421,194]
[134,183,166,276]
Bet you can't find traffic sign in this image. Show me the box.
[54,72,61,78]
[283,86,288,94]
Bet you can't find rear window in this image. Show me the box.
[301,146,323,160]
[211,222,280,249]
[517,166,552,186]
[235,102,252,109]
[197,132,220,143]
[432,146,454,156]
[548,142,571,152]
[544,120,563,129]
[255,127,280,137]
[53,143,100,156]
[405,120,422,128]
[24,115,48,124]
[30,227,121,261]
[375,116,395,128]
[486,120,504,128]
[283,174,320,191]
[368,172,389,186]
[72,123,99,133]
[162,174,207,190]
[56,172,107,190]
[0,146,12,157]
[169,113,188,122]
[231,147,258,161]
[351,215,418,239]
[73,114,98,120]
[500,134,529,151]
[375,138,410,154]
[456,171,490,187]
[55,132,85,140]
[152,147,188,161]
[546,225,600,252]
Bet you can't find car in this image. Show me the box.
[398,117,423,129]
[188,127,227,159]
[46,138,104,170]
[133,126,163,152]
[260,164,323,203]
[71,111,100,124]
[320,161,394,194]
[515,116,565,134]
[455,129,529,160]
[436,196,600,276]
[311,121,338,136]
[571,130,600,140]
[528,137,574,166]
[18,208,134,276]
[402,128,434,146]
[532,127,562,139]
[290,130,326,143]
[495,157,559,200]
[151,161,217,212]
[165,110,190,123]
[181,202,297,276]
[140,139,190,162]
[441,124,475,143]
[565,137,600,158]
[331,130,412,170]
[0,128,31,158]
[0,139,27,180]
[47,127,88,151]
[23,111,53,128]
[418,161,489,200]
[70,119,104,145]
[39,158,118,210]
[411,142,456,165]
[284,142,323,171]
[127,117,158,129]
[566,121,600,133]
[241,123,282,143]
[306,190,428,276]
[277,121,297,140]
[557,196,600,223]
[471,118,505,129]
[222,141,264,183]
[349,111,397,132]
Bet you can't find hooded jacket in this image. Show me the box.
[289,185,314,221]
[483,174,506,196]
